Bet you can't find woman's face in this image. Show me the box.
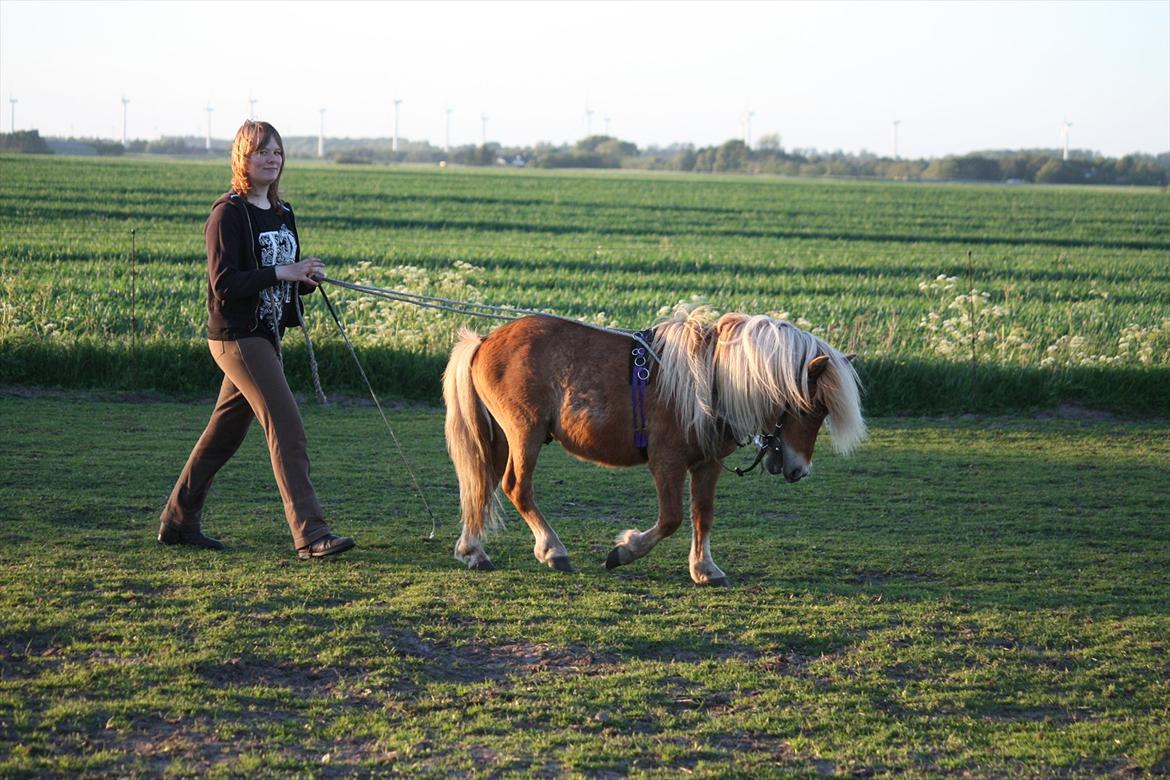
[246,136,283,188]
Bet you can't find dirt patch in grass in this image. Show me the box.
[845,568,940,586]
[757,652,819,676]
[383,624,728,692]
[76,714,350,777]
[392,628,617,684]
[196,656,371,697]
[638,639,766,664]
[92,721,277,775]
[0,385,180,404]
[0,385,430,411]
[1037,403,1119,422]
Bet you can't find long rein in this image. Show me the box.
[318,276,661,360]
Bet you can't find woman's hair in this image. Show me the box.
[230,120,284,209]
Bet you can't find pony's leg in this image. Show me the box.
[455,528,494,571]
[605,459,685,570]
[500,433,573,573]
[688,461,728,586]
[454,422,508,572]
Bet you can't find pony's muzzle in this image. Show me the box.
[764,453,806,481]
[773,440,809,482]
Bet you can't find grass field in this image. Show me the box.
[1,392,1168,776]
[1,154,1168,413]
[1,155,1168,776]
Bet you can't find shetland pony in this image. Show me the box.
[442,306,866,585]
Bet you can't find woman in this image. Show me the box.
[158,120,355,559]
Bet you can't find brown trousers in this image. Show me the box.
[160,337,330,549]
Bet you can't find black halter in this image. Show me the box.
[626,330,791,475]
[724,417,786,477]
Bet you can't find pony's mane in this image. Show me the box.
[652,304,867,456]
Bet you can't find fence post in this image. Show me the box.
[966,249,978,408]
[130,227,138,377]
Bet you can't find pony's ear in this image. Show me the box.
[808,354,831,379]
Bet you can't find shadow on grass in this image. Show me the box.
[4,337,1170,416]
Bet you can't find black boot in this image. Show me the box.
[158,522,225,550]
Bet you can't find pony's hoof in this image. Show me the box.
[605,548,625,570]
[698,577,730,588]
[549,556,574,573]
[471,559,496,572]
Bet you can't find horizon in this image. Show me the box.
[2,0,1168,158]
[35,131,1168,162]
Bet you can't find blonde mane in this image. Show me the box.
[652,305,867,456]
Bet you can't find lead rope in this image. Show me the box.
[293,293,328,405]
[270,283,285,363]
[722,440,769,476]
[313,284,439,540]
[321,276,661,363]
[722,423,784,477]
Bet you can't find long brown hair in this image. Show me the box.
[230,120,284,209]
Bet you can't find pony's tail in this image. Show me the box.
[443,328,503,540]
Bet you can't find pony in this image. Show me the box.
[442,305,866,585]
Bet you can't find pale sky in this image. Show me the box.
[1,0,1167,158]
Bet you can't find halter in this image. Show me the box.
[627,326,793,474]
[724,417,786,477]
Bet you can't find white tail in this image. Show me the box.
[443,328,503,540]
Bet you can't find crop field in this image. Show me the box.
[1,155,1169,776]
[1,154,1168,412]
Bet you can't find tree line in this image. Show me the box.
[3,128,1167,186]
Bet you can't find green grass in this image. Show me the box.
[2,155,1168,772]
[1,392,1168,776]
[2,154,1169,413]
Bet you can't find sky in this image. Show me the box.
[1,0,1167,158]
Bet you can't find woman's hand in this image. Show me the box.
[275,257,325,287]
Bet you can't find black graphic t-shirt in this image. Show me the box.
[205,192,314,343]
[246,201,299,339]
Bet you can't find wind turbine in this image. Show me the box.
[249,95,258,120]
[445,107,453,153]
[892,119,901,159]
[742,109,755,147]
[604,115,611,136]
[393,98,402,152]
[1061,119,1072,161]
[480,113,488,147]
[8,96,15,133]
[121,96,130,147]
[585,101,594,137]
[318,108,326,158]
[204,103,213,151]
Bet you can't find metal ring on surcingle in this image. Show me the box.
[631,346,644,356]
[634,355,647,367]
[636,367,650,381]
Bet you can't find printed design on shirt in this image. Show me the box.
[256,224,298,326]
